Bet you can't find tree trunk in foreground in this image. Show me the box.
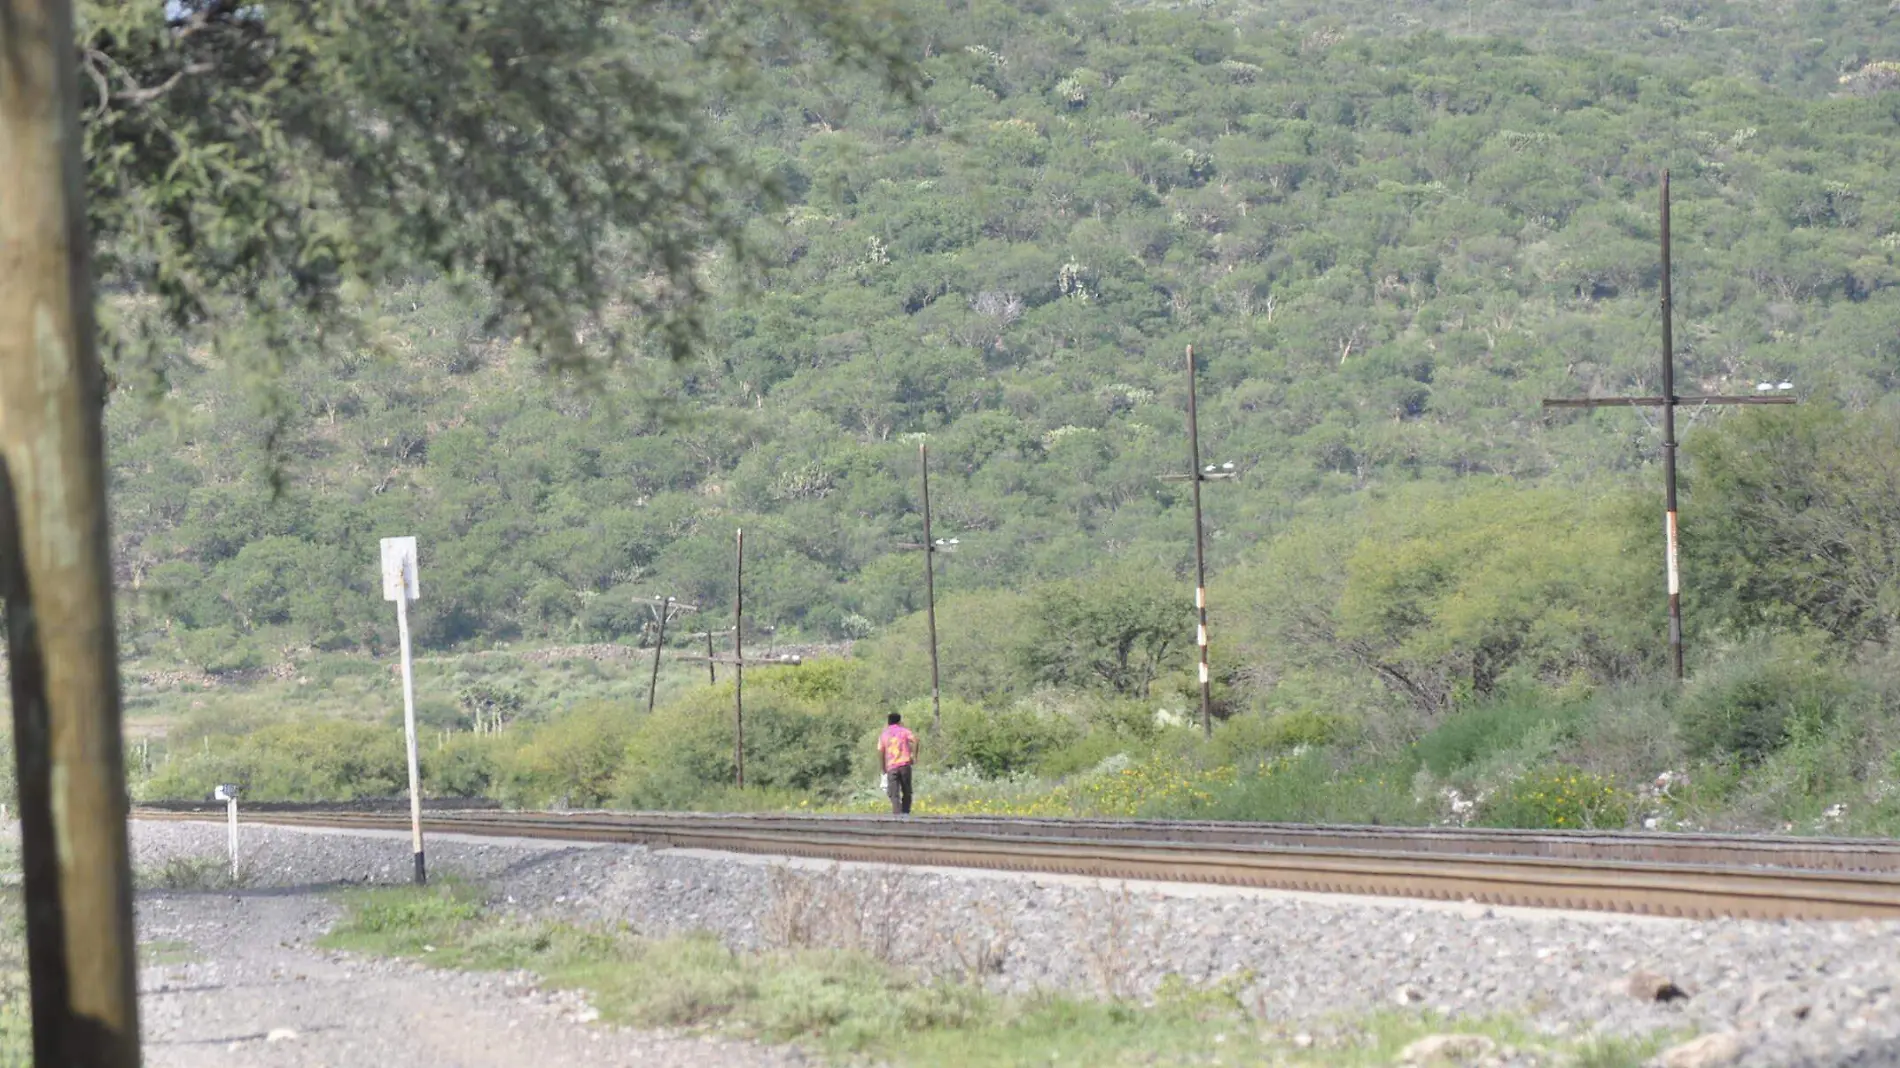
[0,1,144,1062]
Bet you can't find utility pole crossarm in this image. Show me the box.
[1540,170,1797,682]
[674,654,804,667]
[635,596,701,612]
[1543,395,1796,409]
[640,595,699,716]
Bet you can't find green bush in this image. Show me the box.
[1200,750,1426,825]
[1475,765,1632,830]
[765,658,864,704]
[617,683,866,808]
[938,700,1080,778]
[1032,727,1136,780]
[1679,636,1853,765]
[390,697,468,732]
[142,718,406,800]
[427,733,507,798]
[504,703,637,808]
[1210,709,1351,766]
[180,626,264,675]
[851,590,1036,709]
[1415,695,1584,778]
[742,699,859,793]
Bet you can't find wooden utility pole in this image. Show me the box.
[688,629,730,683]
[682,625,774,683]
[1543,171,1795,680]
[0,0,144,1060]
[733,528,745,788]
[636,596,698,715]
[895,442,956,733]
[919,444,941,732]
[1159,346,1235,737]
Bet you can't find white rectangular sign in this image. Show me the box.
[380,536,420,602]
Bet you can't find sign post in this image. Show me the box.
[381,536,426,884]
[214,784,240,881]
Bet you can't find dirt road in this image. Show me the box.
[138,890,801,1068]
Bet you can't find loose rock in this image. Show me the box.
[1628,970,1690,1003]
[1400,1033,1497,1064]
[1658,1031,1747,1068]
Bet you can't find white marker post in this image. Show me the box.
[381,536,426,885]
[214,784,239,881]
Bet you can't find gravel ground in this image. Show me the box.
[130,819,1900,1067]
[138,891,803,1068]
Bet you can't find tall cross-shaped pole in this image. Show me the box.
[1543,171,1794,679]
[1160,346,1236,737]
[896,443,961,734]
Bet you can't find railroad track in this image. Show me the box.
[133,805,1900,922]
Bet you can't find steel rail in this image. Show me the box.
[135,804,1900,872]
[133,808,1900,921]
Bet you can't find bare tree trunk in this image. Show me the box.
[0,1,144,1063]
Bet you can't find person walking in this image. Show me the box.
[878,712,918,816]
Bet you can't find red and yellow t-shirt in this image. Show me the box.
[878,724,917,770]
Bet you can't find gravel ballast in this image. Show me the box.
[131,819,1900,1067]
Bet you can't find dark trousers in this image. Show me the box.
[886,764,913,815]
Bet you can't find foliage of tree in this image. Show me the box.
[1687,404,1900,647]
[1226,483,1654,715]
[614,671,863,806]
[1021,564,1192,698]
[91,1,1900,759]
[80,0,915,404]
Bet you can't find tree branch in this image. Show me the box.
[111,61,214,107]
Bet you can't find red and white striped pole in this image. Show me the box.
[1185,345,1213,737]
[1659,171,1684,682]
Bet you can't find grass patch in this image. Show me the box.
[140,939,199,966]
[1200,751,1427,825]
[322,885,1671,1066]
[0,892,28,1062]
[137,854,249,892]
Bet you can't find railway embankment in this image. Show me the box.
[131,818,1900,1067]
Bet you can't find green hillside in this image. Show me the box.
[110,0,1900,652]
[98,0,1900,830]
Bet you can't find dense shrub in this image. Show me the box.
[851,590,1036,709]
[427,733,506,798]
[1678,636,1853,765]
[1415,695,1584,778]
[179,625,265,675]
[616,679,866,808]
[1199,750,1426,826]
[141,718,405,800]
[1475,765,1632,830]
[938,699,1081,778]
[1210,709,1351,766]
[504,703,637,808]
